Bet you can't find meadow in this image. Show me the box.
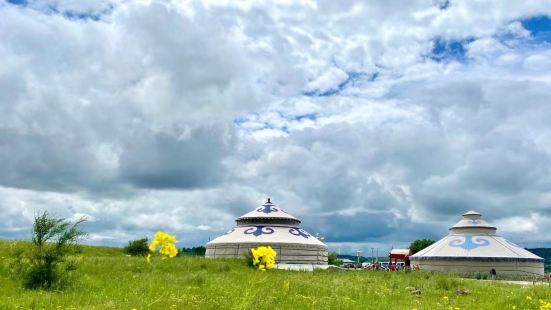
[0,241,550,310]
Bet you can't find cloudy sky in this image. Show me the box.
[1,0,551,254]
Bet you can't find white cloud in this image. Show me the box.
[2,0,551,252]
[496,215,540,234]
[304,66,348,94]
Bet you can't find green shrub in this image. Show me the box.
[328,252,343,266]
[10,212,87,290]
[123,238,150,257]
[409,239,436,254]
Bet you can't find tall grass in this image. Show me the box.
[0,240,550,309]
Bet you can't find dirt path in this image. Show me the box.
[471,279,551,287]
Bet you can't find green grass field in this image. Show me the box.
[0,241,550,310]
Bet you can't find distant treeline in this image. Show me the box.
[180,246,206,256]
[527,248,551,272]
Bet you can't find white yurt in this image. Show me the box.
[410,210,544,276]
[205,198,328,264]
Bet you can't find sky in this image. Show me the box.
[1,0,551,255]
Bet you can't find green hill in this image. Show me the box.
[527,248,551,273]
[1,240,550,309]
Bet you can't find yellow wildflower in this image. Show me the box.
[527,296,533,301]
[250,246,277,271]
[147,231,178,262]
[540,299,551,310]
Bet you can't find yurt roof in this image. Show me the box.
[206,226,326,246]
[208,198,326,248]
[236,198,300,222]
[411,234,542,262]
[411,210,543,262]
[450,210,496,231]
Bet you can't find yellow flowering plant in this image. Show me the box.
[540,299,551,310]
[146,231,178,262]
[250,246,277,271]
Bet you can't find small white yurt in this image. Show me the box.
[205,198,328,264]
[410,210,544,276]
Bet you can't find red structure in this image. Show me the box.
[388,248,412,270]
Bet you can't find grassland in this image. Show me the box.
[0,241,550,310]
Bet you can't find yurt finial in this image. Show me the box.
[463,210,481,217]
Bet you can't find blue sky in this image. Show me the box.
[1,0,551,254]
[522,15,551,43]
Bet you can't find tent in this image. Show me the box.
[205,198,328,264]
[410,211,544,276]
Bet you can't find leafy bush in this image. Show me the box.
[10,212,86,290]
[409,239,436,254]
[328,252,343,266]
[123,238,150,257]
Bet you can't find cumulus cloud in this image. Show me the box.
[1,0,551,253]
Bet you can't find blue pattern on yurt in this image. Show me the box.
[449,234,490,250]
[244,226,274,236]
[257,205,279,214]
[289,227,310,239]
